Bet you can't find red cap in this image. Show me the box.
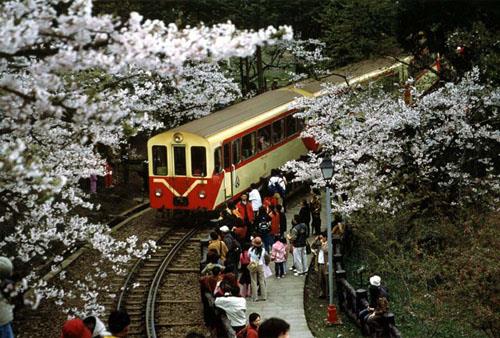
[61,318,92,338]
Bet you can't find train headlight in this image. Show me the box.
[198,190,206,199]
[173,132,183,143]
[155,189,162,197]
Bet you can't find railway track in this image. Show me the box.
[112,225,208,338]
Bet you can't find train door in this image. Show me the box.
[222,143,232,199]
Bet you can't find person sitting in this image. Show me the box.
[366,297,389,334]
[236,312,260,338]
[214,286,247,333]
[258,317,290,338]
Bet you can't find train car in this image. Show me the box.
[147,88,314,211]
[148,57,409,211]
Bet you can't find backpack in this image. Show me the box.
[269,178,285,197]
[257,221,270,234]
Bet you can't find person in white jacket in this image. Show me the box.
[214,286,247,333]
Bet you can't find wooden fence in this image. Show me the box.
[332,235,402,338]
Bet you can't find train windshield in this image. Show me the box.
[191,146,206,177]
[152,145,167,175]
[173,146,186,176]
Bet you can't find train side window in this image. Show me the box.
[232,139,241,165]
[223,143,231,169]
[285,115,297,137]
[272,119,284,144]
[191,146,206,177]
[257,125,271,151]
[173,146,186,176]
[152,145,167,175]
[297,117,305,132]
[214,147,223,173]
[241,132,256,159]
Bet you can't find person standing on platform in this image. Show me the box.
[268,169,286,206]
[236,193,253,240]
[208,231,228,263]
[311,232,328,298]
[248,184,262,219]
[287,215,308,276]
[310,188,322,236]
[298,199,311,237]
[271,235,287,279]
[248,237,267,302]
[255,207,272,252]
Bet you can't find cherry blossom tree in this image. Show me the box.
[286,68,499,216]
[0,0,292,314]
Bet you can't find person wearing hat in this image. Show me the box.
[248,237,267,302]
[358,275,389,329]
[0,256,14,338]
[61,318,92,338]
[368,275,388,308]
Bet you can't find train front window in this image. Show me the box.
[173,146,186,176]
[152,146,167,175]
[214,147,222,173]
[191,146,206,177]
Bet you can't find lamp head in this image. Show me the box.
[320,156,334,180]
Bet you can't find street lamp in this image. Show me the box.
[320,156,340,324]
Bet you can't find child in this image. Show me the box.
[239,242,252,297]
[271,235,287,278]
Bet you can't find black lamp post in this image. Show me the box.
[320,156,339,324]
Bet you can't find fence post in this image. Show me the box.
[355,289,368,315]
[335,269,346,308]
[383,312,396,336]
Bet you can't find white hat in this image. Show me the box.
[0,256,13,279]
[369,275,381,287]
[219,225,230,233]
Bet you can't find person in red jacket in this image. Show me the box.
[236,312,260,338]
[236,193,253,240]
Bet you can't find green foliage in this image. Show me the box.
[347,198,499,337]
[319,0,399,67]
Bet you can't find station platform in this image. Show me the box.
[246,192,327,338]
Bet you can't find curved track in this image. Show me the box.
[115,225,206,337]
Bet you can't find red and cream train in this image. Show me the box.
[147,58,408,211]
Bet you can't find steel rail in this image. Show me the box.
[145,225,201,338]
[116,227,174,311]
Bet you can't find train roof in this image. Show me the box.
[169,89,301,138]
[166,57,404,139]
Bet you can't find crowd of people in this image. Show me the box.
[198,172,327,337]
[61,310,130,338]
